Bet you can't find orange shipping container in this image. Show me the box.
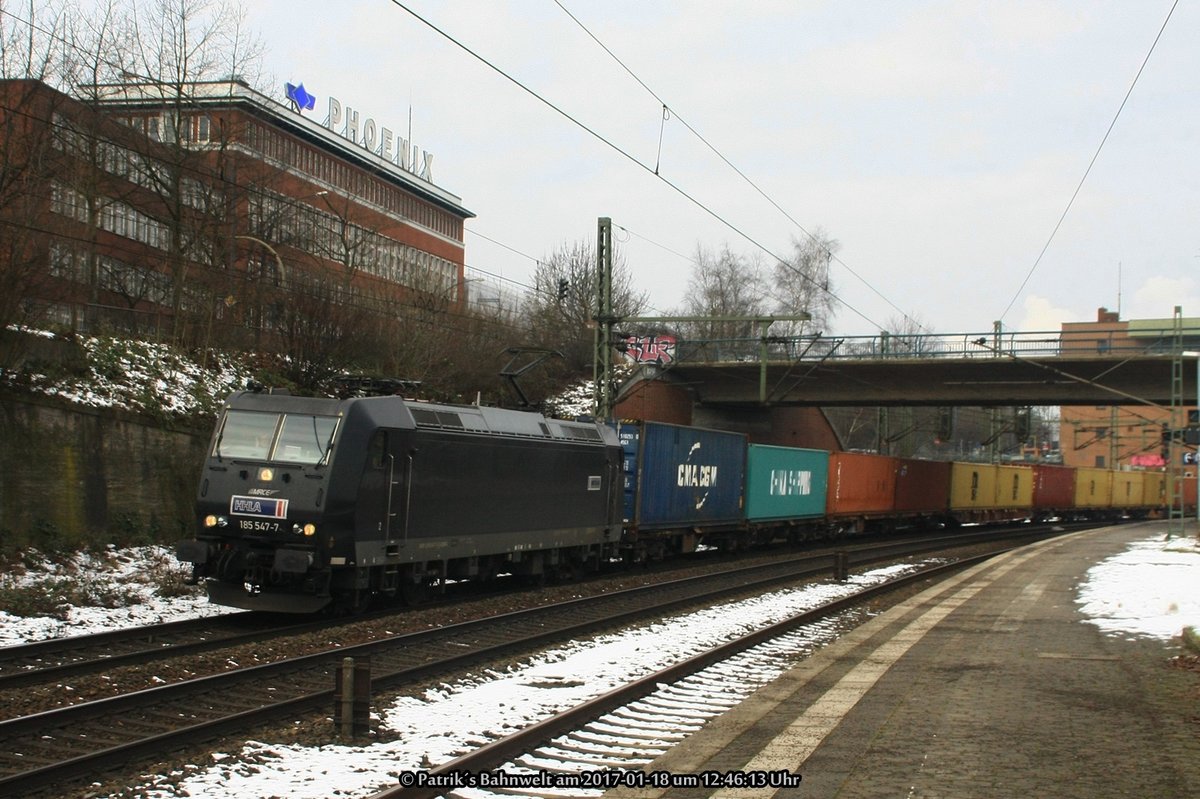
[827,452,898,517]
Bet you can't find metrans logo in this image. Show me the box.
[769,469,813,496]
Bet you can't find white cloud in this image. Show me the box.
[1015,295,1080,332]
[1128,276,1200,322]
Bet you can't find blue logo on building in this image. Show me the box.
[285,82,316,113]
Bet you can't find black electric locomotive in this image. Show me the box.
[178,389,623,612]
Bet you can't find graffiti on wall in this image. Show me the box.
[621,335,677,365]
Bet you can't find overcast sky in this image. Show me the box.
[244,0,1197,336]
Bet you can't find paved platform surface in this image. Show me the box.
[605,522,1200,798]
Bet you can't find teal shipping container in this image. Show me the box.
[745,444,830,522]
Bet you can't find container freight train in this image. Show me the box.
[177,391,1166,613]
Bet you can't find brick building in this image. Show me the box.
[1059,307,1200,469]
[0,77,473,349]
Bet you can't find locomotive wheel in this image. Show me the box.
[401,578,429,605]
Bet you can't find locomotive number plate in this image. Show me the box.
[230,495,289,519]
[238,519,282,532]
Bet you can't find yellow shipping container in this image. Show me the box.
[995,465,1034,509]
[950,462,998,510]
[1111,471,1144,508]
[1141,472,1166,508]
[1074,467,1113,509]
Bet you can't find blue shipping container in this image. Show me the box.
[621,422,746,530]
[745,444,830,522]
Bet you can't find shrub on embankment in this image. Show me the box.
[0,331,257,557]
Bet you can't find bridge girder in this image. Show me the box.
[645,355,1186,408]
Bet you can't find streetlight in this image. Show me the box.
[234,235,285,288]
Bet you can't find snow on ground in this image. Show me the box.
[8,331,255,418]
[0,546,235,645]
[2,530,1197,799]
[1076,532,1200,642]
[119,563,925,799]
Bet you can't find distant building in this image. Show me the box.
[0,77,473,344]
[1059,307,1200,469]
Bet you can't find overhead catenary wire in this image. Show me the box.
[387,0,887,332]
[552,0,922,333]
[997,0,1179,325]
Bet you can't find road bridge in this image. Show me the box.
[618,329,1197,409]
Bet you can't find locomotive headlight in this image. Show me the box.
[258,468,274,482]
[293,522,317,536]
[203,515,229,528]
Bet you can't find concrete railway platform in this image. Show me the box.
[605,522,1200,798]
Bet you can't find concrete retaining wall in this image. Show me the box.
[0,395,208,549]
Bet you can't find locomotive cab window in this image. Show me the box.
[214,410,338,465]
[368,430,388,468]
[214,410,280,460]
[274,414,339,465]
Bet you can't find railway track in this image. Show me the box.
[0,525,1076,797]
[366,549,1007,799]
[0,611,319,692]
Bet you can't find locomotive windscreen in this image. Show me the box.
[215,409,339,465]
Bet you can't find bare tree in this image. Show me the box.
[0,2,69,367]
[523,239,648,375]
[673,244,767,361]
[772,229,838,336]
[100,0,265,341]
[882,312,936,356]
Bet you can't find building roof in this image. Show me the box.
[88,79,474,220]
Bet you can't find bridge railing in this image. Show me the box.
[667,327,1197,365]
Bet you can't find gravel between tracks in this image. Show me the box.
[14,540,1012,799]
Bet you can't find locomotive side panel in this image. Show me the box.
[399,431,617,551]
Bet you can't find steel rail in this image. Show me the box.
[367,550,1009,799]
[0,525,1078,797]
